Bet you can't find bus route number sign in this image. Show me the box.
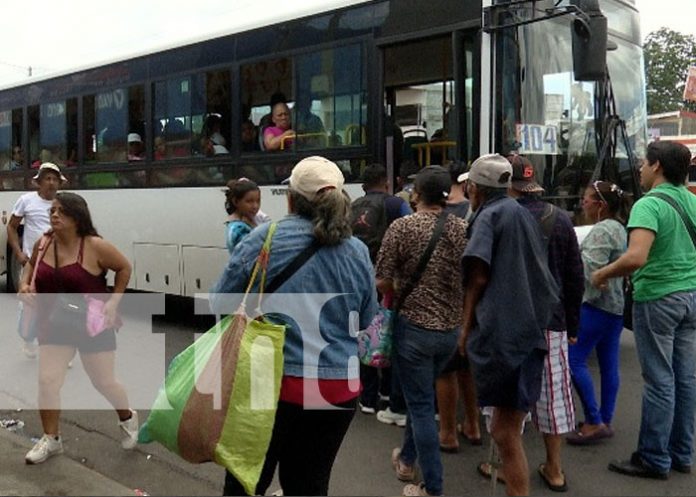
[516,124,559,155]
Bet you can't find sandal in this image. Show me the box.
[439,443,459,453]
[457,423,482,446]
[392,448,416,481]
[476,461,506,484]
[538,463,568,492]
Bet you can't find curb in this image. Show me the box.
[0,427,135,496]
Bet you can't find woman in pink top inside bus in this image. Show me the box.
[263,102,295,151]
[18,192,138,465]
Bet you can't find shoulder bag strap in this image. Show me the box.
[265,239,321,295]
[395,211,448,313]
[53,236,65,293]
[28,235,52,291]
[646,192,696,250]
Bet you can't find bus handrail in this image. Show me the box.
[280,132,327,151]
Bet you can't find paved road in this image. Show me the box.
[0,288,694,496]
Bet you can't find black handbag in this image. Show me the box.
[49,240,89,335]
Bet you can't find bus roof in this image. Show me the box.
[0,0,372,92]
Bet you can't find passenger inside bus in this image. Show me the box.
[31,149,53,169]
[3,146,23,170]
[259,92,287,130]
[203,114,229,153]
[154,136,166,161]
[294,93,325,148]
[127,133,144,161]
[200,136,228,157]
[241,120,259,152]
[162,120,189,158]
[263,102,295,151]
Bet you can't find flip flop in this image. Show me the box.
[457,424,483,446]
[439,444,460,453]
[538,464,568,492]
[477,462,506,484]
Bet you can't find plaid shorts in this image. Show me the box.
[532,330,575,435]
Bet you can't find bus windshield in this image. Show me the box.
[495,0,647,217]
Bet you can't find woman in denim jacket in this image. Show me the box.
[211,156,377,496]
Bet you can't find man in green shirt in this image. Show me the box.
[593,141,696,480]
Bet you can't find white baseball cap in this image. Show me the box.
[127,133,142,143]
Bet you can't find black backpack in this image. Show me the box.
[351,192,389,263]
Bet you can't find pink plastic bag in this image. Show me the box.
[86,297,122,337]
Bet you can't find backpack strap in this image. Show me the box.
[539,203,559,246]
[645,192,696,250]
[394,211,448,313]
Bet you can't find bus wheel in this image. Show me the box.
[6,246,21,293]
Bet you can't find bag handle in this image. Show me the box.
[394,211,448,313]
[646,192,696,250]
[241,223,278,312]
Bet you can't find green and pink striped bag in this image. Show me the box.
[139,224,285,494]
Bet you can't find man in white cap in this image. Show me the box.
[459,153,559,496]
[127,133,144,161]
[8,162,66,357]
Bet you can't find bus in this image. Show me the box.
[0,0,647,296]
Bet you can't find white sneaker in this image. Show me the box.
[119,409,139,449]
[22,341,38,359]
[359,402,376,415]
[377,407,407,427]
[25,434,63,464]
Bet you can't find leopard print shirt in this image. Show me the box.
[376,211,468,330]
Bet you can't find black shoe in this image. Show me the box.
[608,453,668,480]
[671,462,692,474]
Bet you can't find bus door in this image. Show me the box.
[381,32,476,186]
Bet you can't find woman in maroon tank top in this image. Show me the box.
[17,192,138,465]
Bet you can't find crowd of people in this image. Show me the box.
[10,139,696,497]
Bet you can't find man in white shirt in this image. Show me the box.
[8,162,66,357]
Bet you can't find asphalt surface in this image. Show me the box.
[0,286,694,496]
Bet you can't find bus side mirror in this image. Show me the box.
[570,0,608,81]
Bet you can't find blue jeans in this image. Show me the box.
[393,315,459,496]
[569,303,623,425]
[633,291,696,472]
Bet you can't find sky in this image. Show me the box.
[0,0,692,88]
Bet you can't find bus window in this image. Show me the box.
[200,70,231,157]
[89,87,144,164]
[27,99,77,171]
[241,57,293,152]
[154,70,230,161]
[295,44,366,150]
[0,109,24,190]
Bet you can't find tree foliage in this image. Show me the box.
[644,28,696,114]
